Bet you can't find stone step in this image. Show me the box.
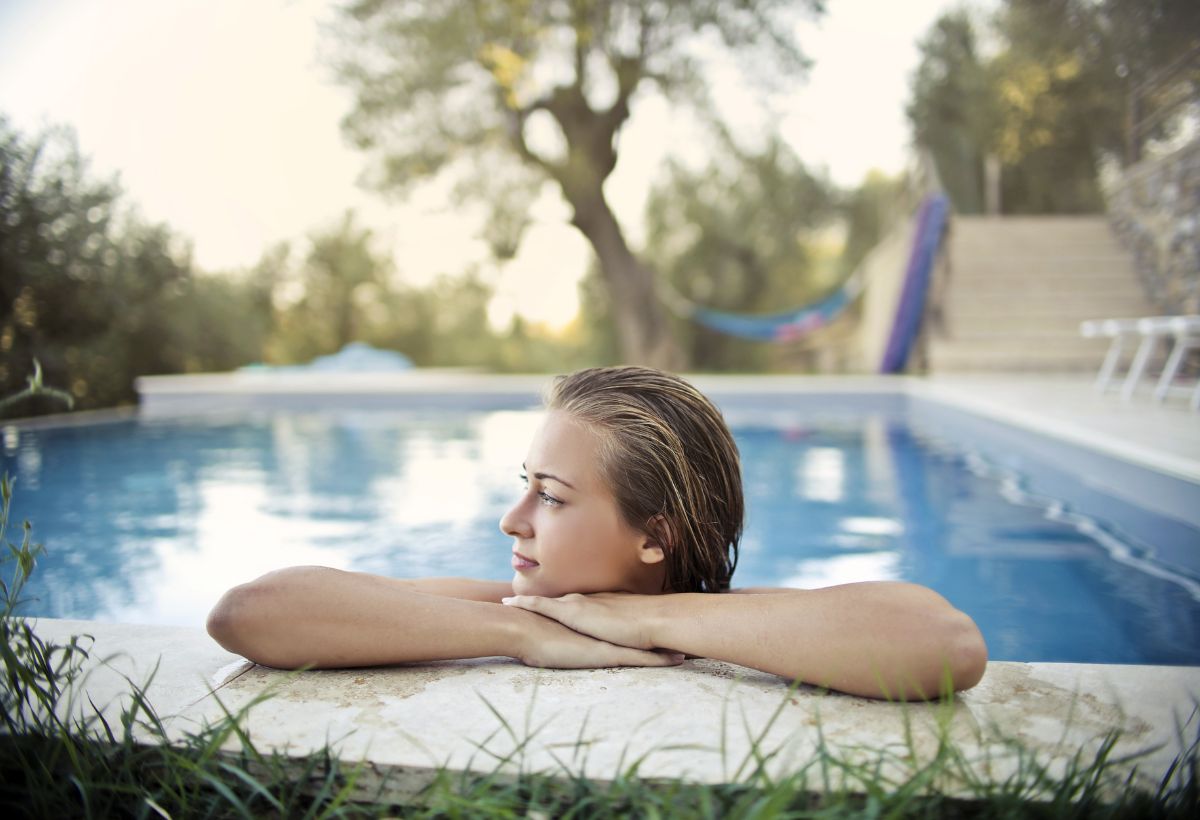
[926,343,1108,372]
[927,214,1149,374]
[949,234,1125,251]
[933,328,1112,347]
[943,316,1130,336]
[952,216,1114,237]
[945,293,1154,315]
[950,236,1125,255]
[949,259,1138,280]
[945,281,1147,298]
[942,287,1147,320]
[954,215,1111,225]
[944,298,1153,320]
[951,224,1119,239]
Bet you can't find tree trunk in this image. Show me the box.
[568,189,685,370]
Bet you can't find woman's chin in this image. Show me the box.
[511,574,542,597]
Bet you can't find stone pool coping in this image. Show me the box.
[32,617,1200,802]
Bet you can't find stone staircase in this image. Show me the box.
[927,216,1157,372]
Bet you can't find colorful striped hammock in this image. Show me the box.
[666,194,949,365]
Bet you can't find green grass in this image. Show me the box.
[1,472,1198,818]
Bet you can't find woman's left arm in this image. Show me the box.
[503,582,987,700]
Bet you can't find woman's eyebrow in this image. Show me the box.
[522,463,577,490]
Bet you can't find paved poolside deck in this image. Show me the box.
[24,372,1200,801]
[920,374,1200,482]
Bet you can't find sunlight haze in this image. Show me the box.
[0,0,991,331]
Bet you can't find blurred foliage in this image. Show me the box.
[908,11,994,214]
[0,116,594,417]
[328,0,825,367]
[638,133,837,371]
[0,116,254,410]
[909,0,1199,215]
[258,217,587,373]
[837,171,910,282]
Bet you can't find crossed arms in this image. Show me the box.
[206,567,987,700]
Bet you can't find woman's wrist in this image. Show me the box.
[643,592,683,650]
[496,602,540,662]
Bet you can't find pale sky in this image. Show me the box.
[0,0,991,330]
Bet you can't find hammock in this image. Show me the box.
[659,193,949,354]
[660,268,864,344]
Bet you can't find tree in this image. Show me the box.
[266,212,398,363]
[907,11,994,214]
[329,0,824,368]
[837,170,908,281]
[1099,0,1199,86]
[640,132,835,370]
[1,116,287,412]
[908,1,1199,214]
[0,117,209,409]
[1094,0,1199,160]
[988,0,1120,212]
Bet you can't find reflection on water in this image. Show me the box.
[1,408,1198,664]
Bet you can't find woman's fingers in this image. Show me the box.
[605,646,684,668]
[510,605,682,669]
[502,593,651,649]
[503,594,577,627]
[524,640,683,669]
[501,595,541,611]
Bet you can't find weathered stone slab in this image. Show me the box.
[27,617,249,732]
[28,618,1200,802]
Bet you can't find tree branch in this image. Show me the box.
[572,0,589,93]
[502,103,566,183]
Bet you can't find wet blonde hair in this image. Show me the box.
[545,366,743,593]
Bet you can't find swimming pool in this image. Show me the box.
[3,387,1198,664]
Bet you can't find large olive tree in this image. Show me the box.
[329,0,823,367]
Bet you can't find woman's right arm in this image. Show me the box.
[205,566,680,670]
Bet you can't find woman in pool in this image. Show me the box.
[207,366,987,699]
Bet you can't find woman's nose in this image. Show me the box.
[499,498,533,538]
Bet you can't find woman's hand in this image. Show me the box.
[503,592,662,652]
[506,584,988,698]
[508,603,680,669]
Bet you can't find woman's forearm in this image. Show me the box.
[206,566,523,668]
[648,582,987,699]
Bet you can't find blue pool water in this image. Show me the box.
[2,396,1198,664]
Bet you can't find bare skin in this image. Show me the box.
[206,569,684,671]
[206,410,988,700]
[502,585,987,699]
[207,570,985,699]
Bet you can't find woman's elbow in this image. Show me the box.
[901,584,987,692]
[206,581,259,657]
[206,573,301,667]
[943,609,988,691]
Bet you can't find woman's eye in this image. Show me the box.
[519,473,561,506]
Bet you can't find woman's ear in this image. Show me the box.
[638,514,673,565]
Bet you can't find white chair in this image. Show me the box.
[1151,315,1200,409]
[1080,315,1200,409]
[1081,317,1141,394]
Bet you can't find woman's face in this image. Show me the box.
[499,410,665,598]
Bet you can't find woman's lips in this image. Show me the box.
[511,551,539,570]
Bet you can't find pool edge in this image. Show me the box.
[29,617,1200,801]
